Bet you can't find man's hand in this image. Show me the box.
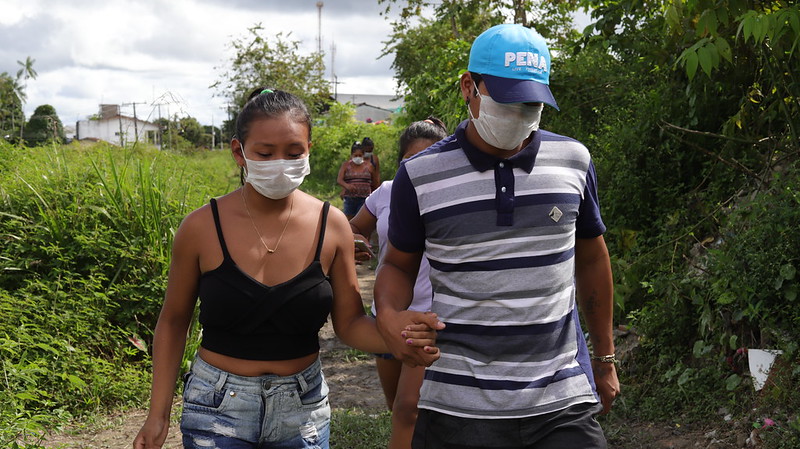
[377,310,444,367]
[591,360,620,414]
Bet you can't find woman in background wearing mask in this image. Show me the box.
[360,136,380,179]
[350,117,448,449]
[133,88,443,449]
[337,140,379,220]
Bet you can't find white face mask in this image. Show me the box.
[364,152,373,158]
[469,92,543,151]
[352,156,364,165]
[241,145,311,199]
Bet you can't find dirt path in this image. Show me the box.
[42,264,383,449]
[40,264,752,448]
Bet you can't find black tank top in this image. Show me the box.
[197,199,333,361]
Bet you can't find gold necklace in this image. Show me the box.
[241,188,293,254]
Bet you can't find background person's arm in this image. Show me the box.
[336,161,352,193]
[349,205,377,261]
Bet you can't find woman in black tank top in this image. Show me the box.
[134,88,445,449]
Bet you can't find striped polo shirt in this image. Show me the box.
[388,120,605,419]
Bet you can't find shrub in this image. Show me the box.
[0,141,233,445]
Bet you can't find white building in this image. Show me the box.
[336,93,404,123]
[76,104,161,147]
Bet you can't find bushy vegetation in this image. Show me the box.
[540,1,800,443]
[0,140,236,446]
[2,1,799,446]
[309,102,404,199]
[0,113,402,445]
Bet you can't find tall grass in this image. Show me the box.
[0,140,235,447]
[0,134,403,447]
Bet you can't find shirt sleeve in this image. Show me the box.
[364,183,382,217]
[388,164,426,253]
[576,160,607,238]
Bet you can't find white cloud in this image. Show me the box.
[0,0,400,127]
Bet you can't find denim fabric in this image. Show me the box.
[342,196,366,216]
[180,356,331,449]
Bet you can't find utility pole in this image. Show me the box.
[330,41,338,101]
[316,2,323,55]
[317,2,324,80]
[153,102,168,149]
[118,107,124,147]
[123,101,146,143]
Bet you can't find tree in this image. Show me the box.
[177,116,206,148]
[380,0,580,129]
[15,56,38,141]
[23,104,65,146]
[212,24,331,139]
[0,72,23,141]
[154,116,189,151]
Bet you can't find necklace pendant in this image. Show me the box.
[267,249,275,254]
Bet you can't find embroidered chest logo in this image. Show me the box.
[549,206,563,222]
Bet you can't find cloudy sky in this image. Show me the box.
[0,0,408,129]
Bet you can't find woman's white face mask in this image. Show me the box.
[469,90,543,151]
[241,145,311,199]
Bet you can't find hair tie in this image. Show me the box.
[261,88,274,94]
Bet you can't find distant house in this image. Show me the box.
[76,104,161,147]
[336,93,404,123]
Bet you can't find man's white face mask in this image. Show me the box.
[469,88,543,151]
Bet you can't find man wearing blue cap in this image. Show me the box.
[375,24,619,448]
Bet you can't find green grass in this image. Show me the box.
[0,140,234,447]
[331,409,392,448]
[0,138,381,447]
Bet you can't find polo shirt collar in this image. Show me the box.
[455,120,540,173]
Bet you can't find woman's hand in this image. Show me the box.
[133,415,169,449]
[352,233,374,261]
[384,311,444,366]
[401,322,439,355]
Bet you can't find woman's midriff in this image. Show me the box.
[198,347,319,377]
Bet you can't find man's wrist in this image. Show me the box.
[590,353,617,363]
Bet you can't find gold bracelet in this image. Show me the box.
[591,354,617,363]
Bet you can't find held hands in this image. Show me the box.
[380,310,445,367]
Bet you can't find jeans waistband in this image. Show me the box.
[189,355,322,395]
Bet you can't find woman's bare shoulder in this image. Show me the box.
[176,192,237,239]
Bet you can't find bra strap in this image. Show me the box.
[209,198,232,260]
[314,202,331,261]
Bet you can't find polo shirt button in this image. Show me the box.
[499,162,505,168]
[501,186,507,193]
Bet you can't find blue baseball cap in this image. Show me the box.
[468,24,558,109]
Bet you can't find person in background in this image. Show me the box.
[133,88,443,449]
[350,117,449,449]
[337,141,379,220]
[375,24,619,449]
[361,136,381,180]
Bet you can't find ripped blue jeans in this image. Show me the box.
[180,356,331,449]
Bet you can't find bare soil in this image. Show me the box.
[41,265,755,448]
